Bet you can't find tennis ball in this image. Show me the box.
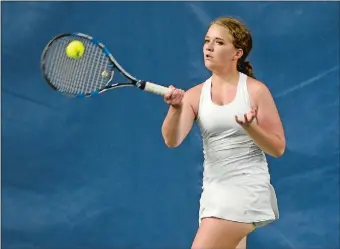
[102,70,109,77]
[65,40,85,59]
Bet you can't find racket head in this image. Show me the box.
[41,33,136,98]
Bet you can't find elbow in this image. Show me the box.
[272,143,286,158]
[164,141,179,148]
[161,127,182,148]
[162,134,180,148]
[163,136,180,148]
[272,149,285,158]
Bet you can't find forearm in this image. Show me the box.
[244,122,285,158]
[162,106,183,147]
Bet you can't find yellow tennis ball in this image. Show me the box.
[102,70,109,77]
[65,40,85,59]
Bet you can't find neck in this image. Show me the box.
[211,68,240,86]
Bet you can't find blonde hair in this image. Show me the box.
[210,17,255,78]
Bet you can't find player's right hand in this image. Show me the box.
[164,85,185,108]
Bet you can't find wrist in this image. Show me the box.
[170,104,183,111]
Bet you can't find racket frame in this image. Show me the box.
[41,32,169,97]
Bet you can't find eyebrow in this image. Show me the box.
[205,36,225,42]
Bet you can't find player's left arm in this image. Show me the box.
[244,80,286,158]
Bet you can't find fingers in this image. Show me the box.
[164,85,185,107]
[250,108,257,123]
[250,108,257,119]
[254,108,258,119]
[164,85,175,100]
[235,108,257,126]
[244,113,249,123]
[235,115,243,125]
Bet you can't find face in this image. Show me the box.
[203,24,243,72]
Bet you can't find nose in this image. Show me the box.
[205,41,214,52]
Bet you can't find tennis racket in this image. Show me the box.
[41,32,170,98]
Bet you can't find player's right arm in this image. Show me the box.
[161,84,201,148]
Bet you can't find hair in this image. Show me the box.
[210,16,255,78]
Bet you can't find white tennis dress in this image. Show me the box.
[196,72,279,227]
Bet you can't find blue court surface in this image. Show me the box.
[2,2,339,249]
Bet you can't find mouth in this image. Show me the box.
[205,54,213,59]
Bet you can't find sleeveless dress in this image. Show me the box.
[196,72,279,228]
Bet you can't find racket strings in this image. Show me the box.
[43,35,114,95]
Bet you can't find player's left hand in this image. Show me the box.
[235,108,257,126]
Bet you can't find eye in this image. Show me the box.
[216,41,224,45]
[204,39,209,44]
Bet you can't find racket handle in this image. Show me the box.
[138,80,170,96]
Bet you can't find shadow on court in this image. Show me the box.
[2,2,339,249]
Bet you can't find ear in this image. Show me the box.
[233,48,243,61]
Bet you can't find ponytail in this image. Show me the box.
[237,60,255,79]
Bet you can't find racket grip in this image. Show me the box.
[140,81,170,96]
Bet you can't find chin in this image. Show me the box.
[204,60,214,68]
[204,61,219,71]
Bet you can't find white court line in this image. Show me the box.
[187,2,212,25]
[271,226,297,249]
[275,66,339,98]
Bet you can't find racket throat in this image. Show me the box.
[135,80,147,90]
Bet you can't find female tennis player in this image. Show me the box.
[161,16,285,249]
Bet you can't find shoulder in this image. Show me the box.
[185,82,205,98]
[246,77,274,107]
[183,82,205,117]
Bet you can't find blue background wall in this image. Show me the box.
[2,1,339,249]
